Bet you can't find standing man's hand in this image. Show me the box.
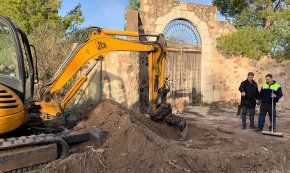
[271,93,276,98]
[241,92,246,97]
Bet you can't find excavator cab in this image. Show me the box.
[0,15,37,134]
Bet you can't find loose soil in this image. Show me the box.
[39,100,290,173]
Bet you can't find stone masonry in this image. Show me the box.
[98,0,290,111]
[139,0,216,103]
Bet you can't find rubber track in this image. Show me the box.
[4,162,47,173]
[0,134,69,172]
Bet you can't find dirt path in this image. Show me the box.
[183,105,290,142]
[38,100,290,173]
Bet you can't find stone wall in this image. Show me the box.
[100,11,141,110]
[139,0,216,102]
[139,0,290,110]
[212,55,290,110]
[98,0,219,108]
[211,19,290,110]
[97,0,290,111]
[101,52,140,109]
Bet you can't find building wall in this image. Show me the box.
[212,55,290,111]
[139,0,218,102]
[99,0,290,111]
[211,19,290,111]
[102,52,140,109]
[100,11,141,110]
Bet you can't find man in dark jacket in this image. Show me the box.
[239,72,260,129]
[256,74,283,132]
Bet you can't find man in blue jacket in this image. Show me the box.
[256,74,283,132]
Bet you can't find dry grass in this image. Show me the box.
[29,23,76,99]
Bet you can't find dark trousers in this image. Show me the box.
[241,105,255,127]
[258,102,276,130]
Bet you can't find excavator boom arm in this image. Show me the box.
[39,28,167,117]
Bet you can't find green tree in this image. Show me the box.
[0,0,84,94]
[127,0,140,10]
[0,0,84,34]
[213,0,290,59]
[63,4,84,32]
[213,0,248,19]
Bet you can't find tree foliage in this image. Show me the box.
[127,0,140,10]
[63,4,84,32]
[0,0,84,34]
[214,0,290,59]
[217,27,274,59]
[213,0,248,19]
[0,0,84,90]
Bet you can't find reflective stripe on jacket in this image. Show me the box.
[260,81,283,103]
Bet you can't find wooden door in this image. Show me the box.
[165,48,201,103]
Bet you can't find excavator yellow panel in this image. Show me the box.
[0,111,25,134]
[0,84,25,134]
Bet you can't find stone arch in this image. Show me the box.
[154,10,214,102]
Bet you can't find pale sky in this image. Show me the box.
[59,0,226,30]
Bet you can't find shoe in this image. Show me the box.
[255,127,262,132]
[242,125,246,130]
[268,126,277,132]
[250,125,257,129]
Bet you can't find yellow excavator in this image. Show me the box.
[0,14,187,172]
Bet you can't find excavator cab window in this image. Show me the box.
[0,18,20,79]
[0,15,35,103]
[17,29,35,103]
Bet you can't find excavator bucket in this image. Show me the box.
[151,102,188,141]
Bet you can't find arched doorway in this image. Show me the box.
[163,19,202,103]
